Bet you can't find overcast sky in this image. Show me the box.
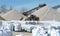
[0,0,60,11]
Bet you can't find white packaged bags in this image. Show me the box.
[3,30,12,36]
[32,27,45,36]
[32,27,38,36]
[56,29,60,36]
[2,21,13,31]
[50,28,57,36]
[0,28,12,36]
[21,24,26,30]
[1,21,13,36]
[14,22,21,31]
[21,24,35,32]
[26,25,35,32]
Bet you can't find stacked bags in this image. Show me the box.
[2,21,13,31]
[32,27,45,36]
[3,30,12,36]
[2,21,13,36]
[14,22,21,31]
[21,24,35,32]
[21,24,26,30]
[0,27,12,36]
[48,27,60,36]
[2,21,22,32]
[32,26,60,36]
[25,24,35,32]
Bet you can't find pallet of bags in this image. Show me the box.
[7,21,21,31]
[3,30,12,36]
[48,26,60,36]
[32,27,46,36]
[2,21,13,31]
[25,24,35,32]
[21,24,35,32]
[21,24,26,31]
[2,21,21,32]
[0,27,12,36]
[21,21,26,30]
[56,29,60,36]
[14,22,21,32]
[2,21,13,36]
